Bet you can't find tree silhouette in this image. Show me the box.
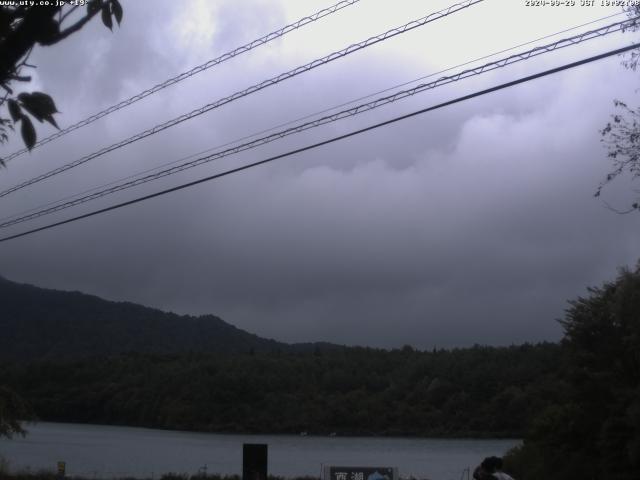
[0,0,123,163]
[505,262,640,480]
[0,386,31,438]
[0,0,123,438]
[598,6,640,212]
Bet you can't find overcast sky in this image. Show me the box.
[1,0,639,349]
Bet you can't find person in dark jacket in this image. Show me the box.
[473,456,515,480]
[472,456,500,480]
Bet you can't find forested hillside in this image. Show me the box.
[1,275,564,438]
[0,343,563,438]
[0,276,296,360]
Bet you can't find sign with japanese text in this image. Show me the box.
[324,466,397,480]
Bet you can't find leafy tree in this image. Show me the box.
[0,0,123,160]
[505,263,640,480]
[0,0,123,439]
[0,386,31,438]
[598,6,640,212]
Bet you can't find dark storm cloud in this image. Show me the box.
[1,1,638,349]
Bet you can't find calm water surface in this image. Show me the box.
[0,422,519,480]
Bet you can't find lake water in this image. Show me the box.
[0,422,519,480]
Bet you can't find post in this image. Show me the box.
[56,461,66,480]
[243,443,268,480]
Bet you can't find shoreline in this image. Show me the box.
[1,423,516,480]
[15,421,523,442]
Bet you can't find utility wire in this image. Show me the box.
[3,11,623,225]
[0,8,626,229]
[1,0,362,163]
[0,0,484,199]
[3,9,622,225]
[1,9,620,228]
[0,17,634,229]
[3,8,620,225]
[1,41,637,244]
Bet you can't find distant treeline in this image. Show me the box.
[0,343,563,438]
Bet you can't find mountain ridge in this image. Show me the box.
[0,276,338,361]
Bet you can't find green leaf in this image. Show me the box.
[20,115,36,150]
[31,92,58,113]
[7,99,21,122]
[43,114,59,129]
[0,8,12,35]
[17,92,59,125]
[34,17,60,45]
[101,4,113,30]
[111,0,123,25]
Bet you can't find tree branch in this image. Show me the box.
[0,6,60,84]
[42,4,103,45]
[603,200,636,215]
[8,74,31,82]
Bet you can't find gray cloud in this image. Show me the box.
[1,1,638,349]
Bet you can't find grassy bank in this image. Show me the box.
[0,472,326,480]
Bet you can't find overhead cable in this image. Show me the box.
[5,8,619,225]
[0,17,634,229]
[2,10,624,227]
[0,0,484,198]
[1,41,638,244]
[1,0,362,162]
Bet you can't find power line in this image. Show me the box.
[3,9,622,226]
[1,41,637,244]
[0,0,484,199]
[0,16,634,229]
[1,0,362,163]
[9,10,619,229]
[19,7,618,228]
[2,9,619,229]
